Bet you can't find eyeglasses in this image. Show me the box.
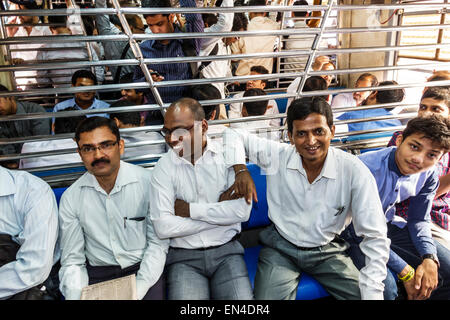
[78,141,119,154]
[161,123,195,138]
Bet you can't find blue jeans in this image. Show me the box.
[166,240,254,300]
[341,223,397,300]
[342,223,450,300]
[387,223,450,300]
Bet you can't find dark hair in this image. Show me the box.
[250,65,269,75]
[304,76,328,91]
[292,0,309,17]
[302,76,328,100]
[75,116,120,144]
[250,65,269,86]
[119,72,135,84]
[401,115,450,152]
[243,88,268,116]
[190,84,221,120]
[374,80,405,111]
[142,0,171,18]
[232,13,248,31]
[248,0,267,6]
[0,84,10,92]
[109,99,141,127]
[356,73,379,87]
[421,86,450,108]
[54,107,87,134]
[202,13,218,27]
[71,69,97,86]
[287,97,333,133]
[169,97,205,121]
[48,14,67,26]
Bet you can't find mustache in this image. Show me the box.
[91,158,110,167]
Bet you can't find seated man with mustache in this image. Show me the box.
[58,117,169,300]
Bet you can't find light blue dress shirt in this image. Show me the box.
[52,97,110,122]
[58,161,169,300]
[0,167,59,299]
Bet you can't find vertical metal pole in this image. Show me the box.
[68,0,96,78]
[293,0,335,99]
[111,0,167,116]
[0,2,18,90]
[276,0,288,88]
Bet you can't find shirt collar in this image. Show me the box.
[286,146,337,180]
[169,136,220,165]
[0,167,15,196]
[15,102,26,115]
[388,147,403,176]
[78,161,138,193]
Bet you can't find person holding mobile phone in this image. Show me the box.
[133,0,204,126]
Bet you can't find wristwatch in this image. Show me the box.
[422,253,440,268]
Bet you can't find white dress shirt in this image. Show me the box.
[235,16,280,76]
[0,167,59,299]
[8,23,52,89]
[200,0,233,98]
[149,138,252,249]
[230,119,280,141]
[58,161,169,300]
[223,128,390,300]
[19,138,81,169]
[121,131,167,160]
[228,91,281,127]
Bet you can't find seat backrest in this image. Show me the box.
[242,163,270,230]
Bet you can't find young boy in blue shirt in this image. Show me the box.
[344,115,450,300]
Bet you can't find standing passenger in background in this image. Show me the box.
[234,0,280,76]
[6,1,51,89]
[37,14,104,88]
[95,0,146,81]
[134,0,204,125]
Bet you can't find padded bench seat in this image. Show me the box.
[243,245,330,300]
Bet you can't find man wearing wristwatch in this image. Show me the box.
[350,115,450,300]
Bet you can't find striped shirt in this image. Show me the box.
[388,131,450,230]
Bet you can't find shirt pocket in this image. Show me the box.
[123,216,147,251]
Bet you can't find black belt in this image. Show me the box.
[275,225,333,251]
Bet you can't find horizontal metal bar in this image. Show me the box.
[3,22,450,45]
[0,3,447,19]
[0,59,139,72]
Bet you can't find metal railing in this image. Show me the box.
[0,1,448,186]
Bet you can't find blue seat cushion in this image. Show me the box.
[242,163,270,230]
[243,245,330,300]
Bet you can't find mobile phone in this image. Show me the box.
[150,71,162,77]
